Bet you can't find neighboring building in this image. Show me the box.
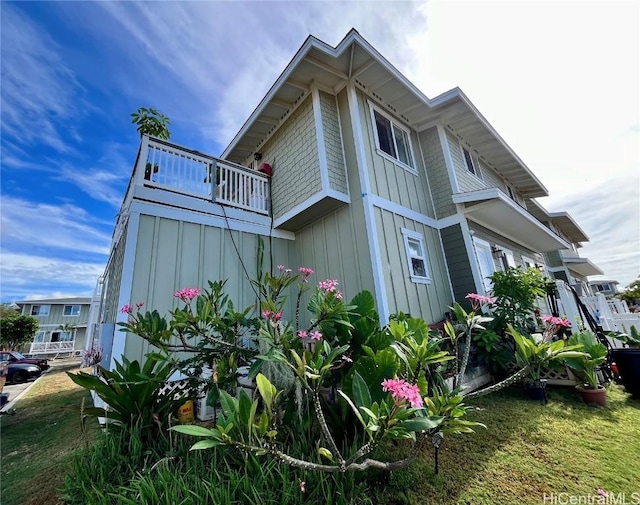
[94,29,589,370]
[527,201,604,295]
[16,297,92,357]
[588,280,620,297]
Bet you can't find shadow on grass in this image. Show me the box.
[368,383,639,505]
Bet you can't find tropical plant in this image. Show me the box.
[68,352,178,439]
[612,325,640,348]
[131,107,171,140]
[489,266,550,333]
[472,328,514,377]
[564,331,608,389]
[0,314,38,350]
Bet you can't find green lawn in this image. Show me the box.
[1,367,639,505]
[372,385,640,504]
[0,362,97,505]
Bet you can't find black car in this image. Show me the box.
[7,363,42,384]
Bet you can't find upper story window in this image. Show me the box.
[63,305,81,316]
[369,104,416,172]
[461,147,481,178]
[401,228,431,284]
[31,305,50,316]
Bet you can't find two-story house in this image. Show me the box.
[16,297,92,357]
[527,200,603,295]
[95,29,582,370]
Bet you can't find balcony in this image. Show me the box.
[28,340,76,355]
[125,136,270,216]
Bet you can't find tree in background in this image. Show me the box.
[131,107,171,140]
[617,277,640,307]
[0,314,39,351]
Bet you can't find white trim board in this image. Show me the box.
[369,195,438,229]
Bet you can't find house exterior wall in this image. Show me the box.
[103,229,127,324]
[22,302,91,327]
[260,95,322,221]
[545,250,564,268]
[356,91,435,218]
[373,207,452,324]
[319,91,348,194]
[446,131,485,193]
[419,127,456,219]
[123,213,294,364]
[440,224,477,303]
[469,222,545,269]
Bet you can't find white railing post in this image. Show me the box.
[210,160,217,202]
[135,135,150,187]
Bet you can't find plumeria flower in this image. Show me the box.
[298,266,315,278]
[263,310,272,319]
[277,265,285,271]
[135,301,145,309]
[120,304,133,314]
[310,331,323,341]
[273,311,282,322]
[465,293,496,310]
[542,314,571,327]
[298,330,308,339]
[299,481,306,493]
[382,378,423,408]
[318,279,340,293]
[174,287,201,303]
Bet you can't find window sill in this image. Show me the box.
[375,149,418,176]
[409,275,432,285]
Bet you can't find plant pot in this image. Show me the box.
[576,385,607,406]
[610,348,640,398]
[524,379,548,404]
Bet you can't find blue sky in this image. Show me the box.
[1,1,638,302]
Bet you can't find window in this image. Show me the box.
[401,228,431,283]
[473,237,496,294]
[63,305,81,316]
[31,305,50,316]
[370,106,415,170]
[501,249,516,270]
[461,147,480,178]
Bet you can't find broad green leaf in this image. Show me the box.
[352,371,371,408]
[398,416,444,432]
[337,390,366,429]
[190,439,219,450]
[256,373,275,411]
[171,425,216,437]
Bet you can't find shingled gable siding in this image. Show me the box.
[260,95,322,221]
[319,91,348,194]
[419,127,456,219]
[440,224,477,303]
[478,160,526,206]
[445,131,485,193]
[124,214,294,364]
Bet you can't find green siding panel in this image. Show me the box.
[440,224,476,303]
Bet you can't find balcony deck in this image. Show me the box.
[125,136,270,216]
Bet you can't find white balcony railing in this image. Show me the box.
[29,340,75,354]
[133,137,269,215]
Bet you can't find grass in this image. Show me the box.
[2,368,639,505]
[371,385,640,504]
[0,362,97,505]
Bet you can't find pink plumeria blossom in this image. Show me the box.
[298,330,308,339]
[135,301,145,310]
[542,314,571,327]
[465,293,496,310]
[273,311,282,322]
[310,331,323,341]
[382,378,424,408]
[174,287,201,303]
[277,264,285,271]
[318,279,340,293]
[298,267,315,278]
[336,291,343,300]
[120,304,133,314]
[263,310,272,319]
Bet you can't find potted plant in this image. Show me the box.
[564,331,608,406]
[509,323,584,404]
[611,325,640,398]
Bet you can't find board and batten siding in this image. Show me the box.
[373,207,452,324]
[259,95,322,221]
[419,127,456,219]
[24,303,91,328]
[355,90,435,218]
[469,223,545,268]
[124,214,294,363]
[440,224,477,303]
[319,91,348,195]
[445,131,486,193]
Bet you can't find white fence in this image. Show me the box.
[137,137,269,215]
[555,281,640,348]
[29,340,76,355]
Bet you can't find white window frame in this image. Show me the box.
[460,146,483,180]
[368,102,417,174]
[31,305,50,316]
[401,228,431,284]
[473,237,496,295]
[501,248,517,270]
[63,305,81,316]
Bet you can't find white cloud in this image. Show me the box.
[0,196,112,256]
[0,4,85,152]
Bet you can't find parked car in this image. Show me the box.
[0,350,49,370]
[7,363,42,384]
